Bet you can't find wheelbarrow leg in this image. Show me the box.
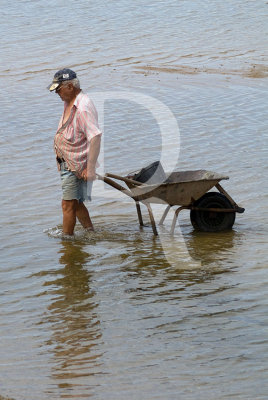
[135,201,144,226]
[145,204,158,236]
[216,183,238,207]
[170,206,188,235]
[159,205,171,225]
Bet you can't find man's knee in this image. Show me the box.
[62,199,78,213]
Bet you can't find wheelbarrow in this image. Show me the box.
[97,165,245,236]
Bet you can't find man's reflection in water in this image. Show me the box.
[42,241,102,393]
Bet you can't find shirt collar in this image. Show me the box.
[73,90,83,109]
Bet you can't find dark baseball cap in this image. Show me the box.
[47,68,77,91]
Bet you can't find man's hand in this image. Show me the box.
[81,165,96,181]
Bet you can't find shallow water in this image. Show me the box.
[0,1,268,399]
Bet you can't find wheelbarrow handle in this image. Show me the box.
[96,173,134,198]
[105,172,144,187]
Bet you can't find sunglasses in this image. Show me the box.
[56,82,71,93]
[55,84,65,93]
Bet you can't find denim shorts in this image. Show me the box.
[60,162,92,203]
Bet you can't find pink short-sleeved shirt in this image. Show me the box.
[54,91,102,177]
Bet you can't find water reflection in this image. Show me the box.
[39,241,102,395]
[109,225,244,307]
[185,229,240,267]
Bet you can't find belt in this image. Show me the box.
[56,156,65,164]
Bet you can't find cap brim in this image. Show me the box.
[47,82,60,91]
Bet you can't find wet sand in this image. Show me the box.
[135,63,268,78]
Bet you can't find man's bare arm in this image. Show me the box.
[82,135,101,181]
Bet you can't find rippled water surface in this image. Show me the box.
[0,1,268,399]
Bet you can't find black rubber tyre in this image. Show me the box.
[190,192,236,232]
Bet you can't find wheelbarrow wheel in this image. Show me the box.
[190,192,235,232]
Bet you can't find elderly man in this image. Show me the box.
[48,68,101,237]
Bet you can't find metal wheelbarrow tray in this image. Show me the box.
[97,169,245,235]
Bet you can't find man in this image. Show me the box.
[47,68,101,237]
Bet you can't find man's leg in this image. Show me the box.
[62,199,78,235]
[76,202,94,231]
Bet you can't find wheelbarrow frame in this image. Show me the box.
[97,172,244,235]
